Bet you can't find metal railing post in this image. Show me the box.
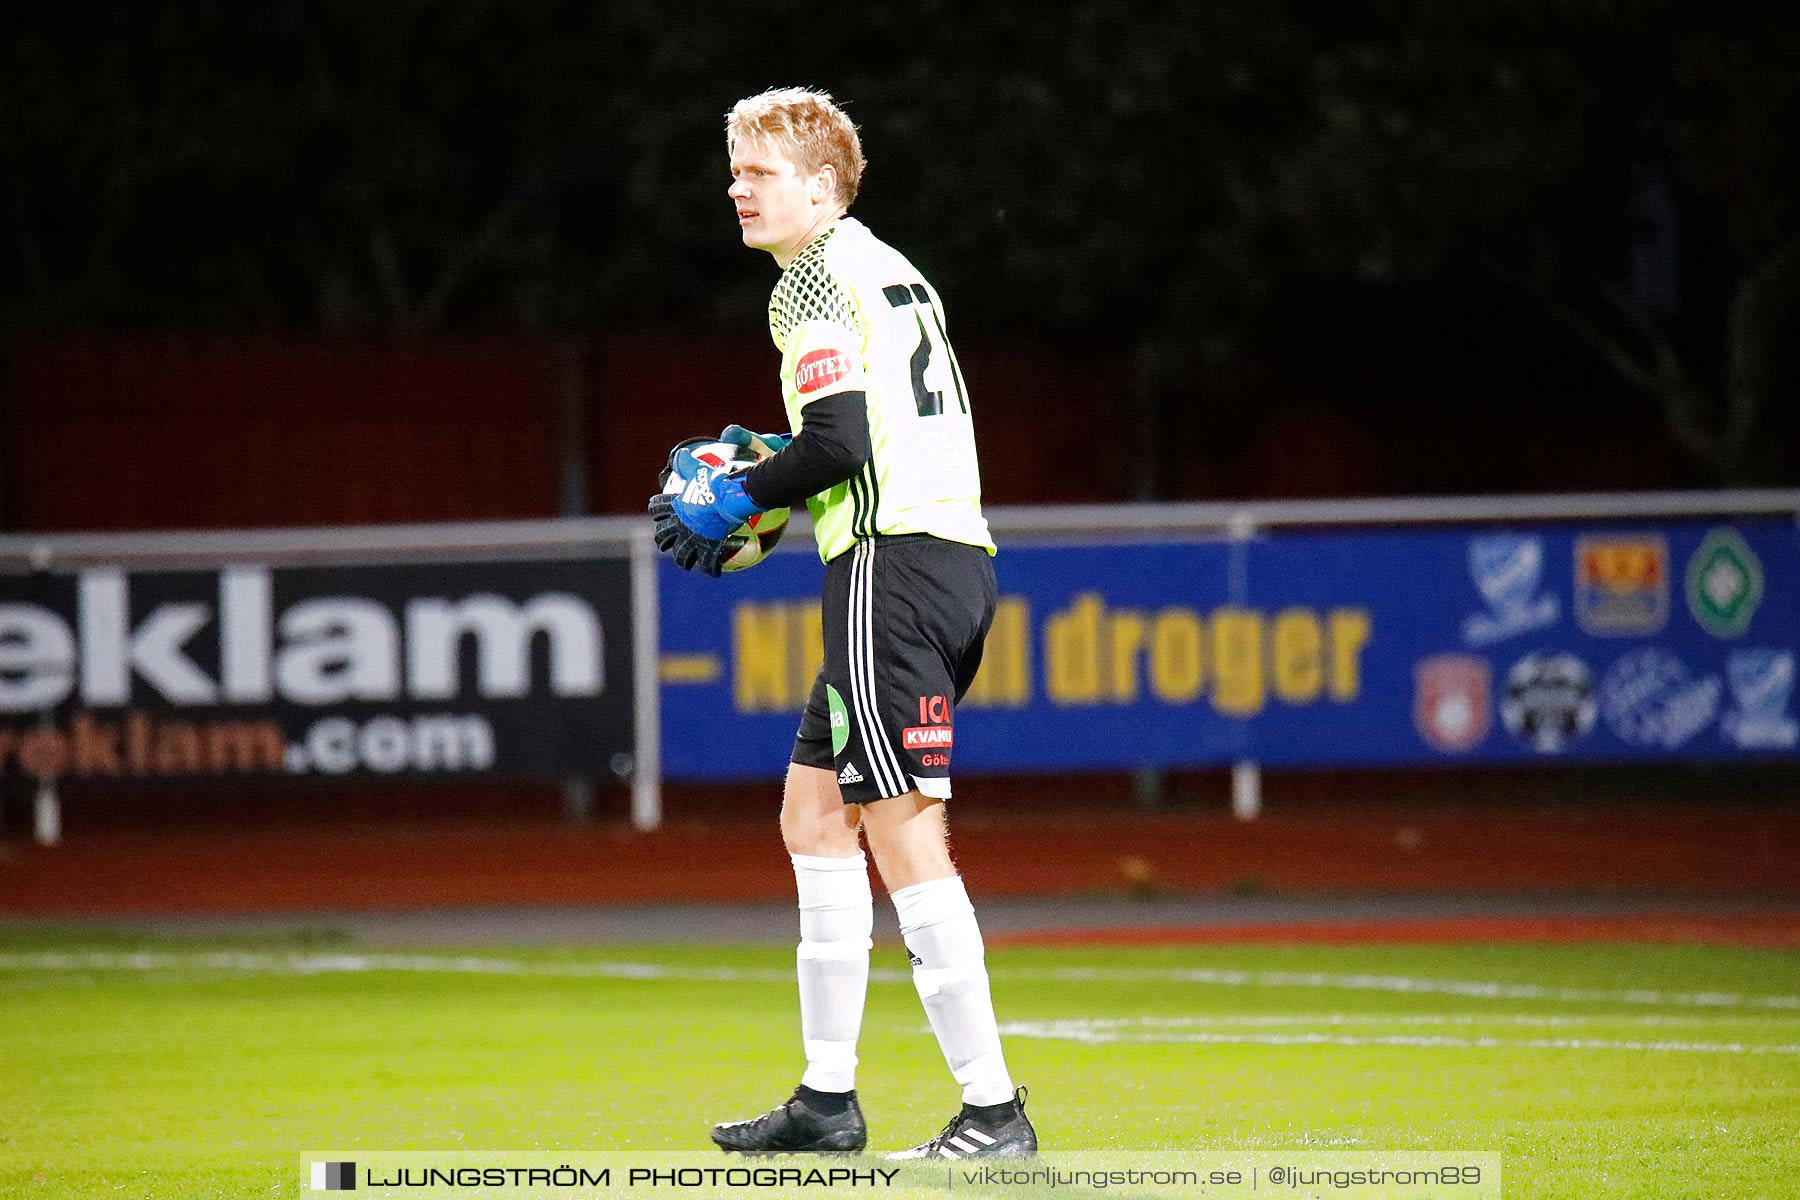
[628,522,663,831]
[1227,510,1263,820]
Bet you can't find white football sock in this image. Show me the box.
[792,851,873,1093]
[893,875,1016,1107]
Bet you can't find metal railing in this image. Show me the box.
[7,489,1799,571]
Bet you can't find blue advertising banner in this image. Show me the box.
[659,518,1800,780]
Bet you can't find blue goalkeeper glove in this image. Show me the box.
[647,493,722,576]
[647,444,766,577]
[669,453,764,541]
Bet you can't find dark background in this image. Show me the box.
[4,2,1797,535]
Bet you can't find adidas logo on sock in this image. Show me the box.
[837,762,864,785]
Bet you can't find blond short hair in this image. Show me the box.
[726,87,866,208]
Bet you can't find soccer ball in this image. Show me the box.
[661,439,791,572]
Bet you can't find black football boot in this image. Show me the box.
[711,1085,868,1154]
[888,1087,1036,1160]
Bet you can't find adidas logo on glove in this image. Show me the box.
[681,469,716,506]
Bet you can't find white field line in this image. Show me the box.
[0,952,1797,1013]
[1018,1013,1793,1028]
[0,951,801,983]
[998,1017,1800,1055]
[1007,966,1800,1011]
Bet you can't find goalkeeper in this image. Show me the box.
[648,87,1034,1161]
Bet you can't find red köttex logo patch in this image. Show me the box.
[903,726,953,750]
[795,348,852,394]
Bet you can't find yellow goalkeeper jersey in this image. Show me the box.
[767,218,995,564]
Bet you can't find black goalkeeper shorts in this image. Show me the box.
[791,533,997,804]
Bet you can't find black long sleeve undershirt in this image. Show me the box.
[740,390,871,510]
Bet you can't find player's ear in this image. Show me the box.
[813,164,836,205]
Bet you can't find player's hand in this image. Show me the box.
[647,449,765,577]
[667,451,765,541]
[719,424,791,459]
[657,436,713,492]
[648,493,729,577]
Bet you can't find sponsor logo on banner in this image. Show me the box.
[1413,654,1492,753]
[1574,534,1669,635]
[1721,650,1798,750]
[0,569,605,714]
[1686,528,1763,636]
[903,725,954,749]
[0,563,623,781]
[1462,535,1560,646]
[795,348,853,394]
[1501,653,1595,753]
[1600,647,1722,750]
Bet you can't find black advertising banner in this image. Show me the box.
[0,558,635,782]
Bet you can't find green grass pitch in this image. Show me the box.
[2,929,1796,1198]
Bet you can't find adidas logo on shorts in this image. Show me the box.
[837,762,864,785]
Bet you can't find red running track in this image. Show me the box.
[2,803,1796,918]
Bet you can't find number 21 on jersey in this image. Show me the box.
[882,282,968,419]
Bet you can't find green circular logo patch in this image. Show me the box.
[825,684,851,756]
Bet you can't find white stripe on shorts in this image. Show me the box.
[848,540,900,795]
[848,539,905,796]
